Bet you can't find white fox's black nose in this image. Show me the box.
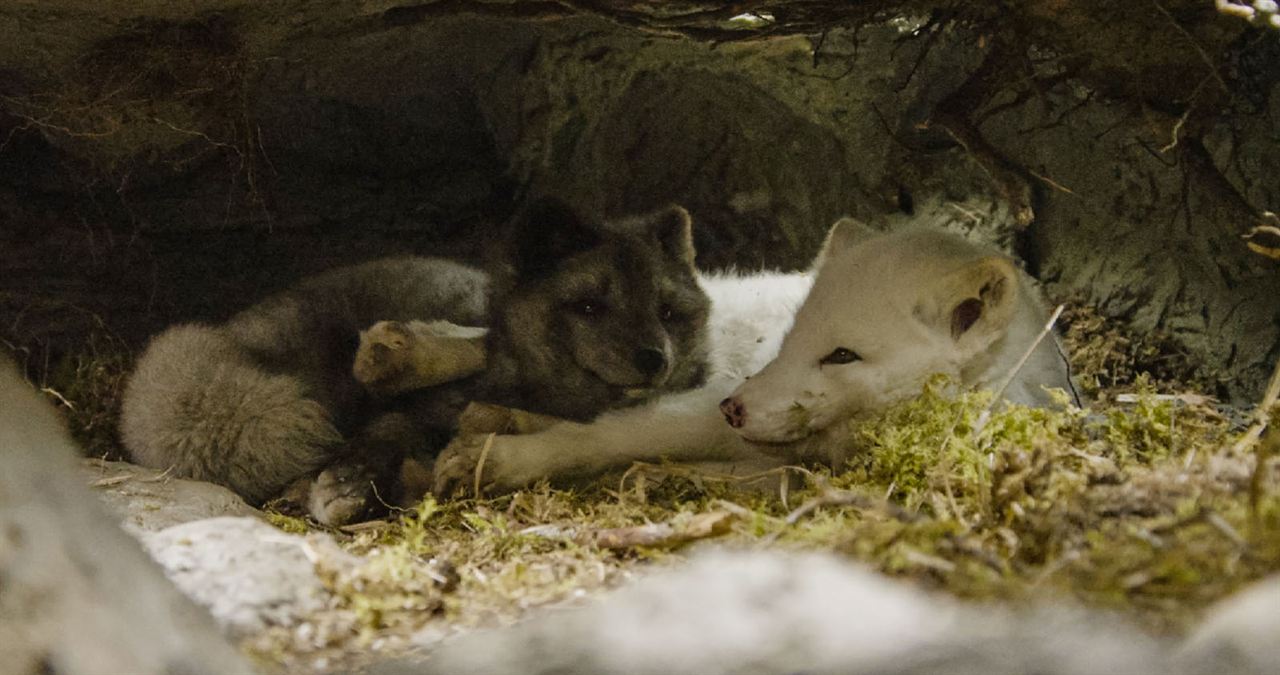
[633,348,667,377]
[720,396,746,428]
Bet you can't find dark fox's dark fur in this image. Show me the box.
[480,200,710,421]
[120,200,710,517]
[121,258,489,505]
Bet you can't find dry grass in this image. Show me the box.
[24,298,1278,671]
[244,299,1279,670]
[11,330,135,460]
[247,378,1277,669]
[1058,297,1223,398]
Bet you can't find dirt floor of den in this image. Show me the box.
[26,298,1280,673]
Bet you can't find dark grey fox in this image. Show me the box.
[120,200,710,524]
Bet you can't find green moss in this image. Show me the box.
[840,378,992,503]
[233,366,1278,668]
[1099,375,1176,463]
[263,511,312,535]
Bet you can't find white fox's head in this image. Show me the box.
[720,219,1023,443]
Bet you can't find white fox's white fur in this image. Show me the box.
[724,220,1074,444]
[432,220,1077,494]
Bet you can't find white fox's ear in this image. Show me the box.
[812,217,879,271]
[917,255,1020,352]
[650,204,696,269]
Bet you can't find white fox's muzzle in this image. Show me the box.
[719,387,827,445]
[719,396,746,429]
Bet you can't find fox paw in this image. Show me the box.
[353,320,415,390]
[308,463,378,526]
[432,434,489,498]
[432,433,546,498]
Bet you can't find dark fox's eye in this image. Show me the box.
[571,298,606,316]
[820,347,861,366]
[659,304,676,322]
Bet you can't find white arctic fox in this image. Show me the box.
[432,218,1077,494]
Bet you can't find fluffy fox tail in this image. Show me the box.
[120,324,342,503]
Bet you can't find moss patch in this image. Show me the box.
[248,372,1277,671]
[25,296,1278,670]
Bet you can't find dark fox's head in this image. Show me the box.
[482,198,711,421]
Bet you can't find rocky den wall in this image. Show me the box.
[0,1,1277,401]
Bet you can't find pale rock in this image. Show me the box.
[1181,574,1280,671]
[82,458,263,534]
[389,550,1279,675]
[142,515,352,637]
[0,357,251,674]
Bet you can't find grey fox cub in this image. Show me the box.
[120,199,711,523]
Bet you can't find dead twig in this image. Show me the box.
[1150,505,1249,551]
[523,511,739,550]
[368,478,409,516]
[587,510,737,549]
[1026,168,1075,195]
[39,386,76,411]
[89,474,133,488]
[713,498,785,525]
[1204,509,1247,549]
[617,460,809,498]
[1234,357,1280,457]
[764,480,917,543]
[781,489,867,526]
[972,304,1066,437]
[1230,354,1280,529]
[136,466,174,483]
[902,548,956,573]
[339,519,395,534]
[474,432,497,498]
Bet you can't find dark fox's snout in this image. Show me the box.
[633,347,668,378]
[720,396,746,429]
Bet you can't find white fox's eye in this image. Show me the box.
[820,347,861,366]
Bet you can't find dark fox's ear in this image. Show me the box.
[649,205,696,268]
[510,198,602,278]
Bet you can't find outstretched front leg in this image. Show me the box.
[433,381,770,497]
[353,320,487,396]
